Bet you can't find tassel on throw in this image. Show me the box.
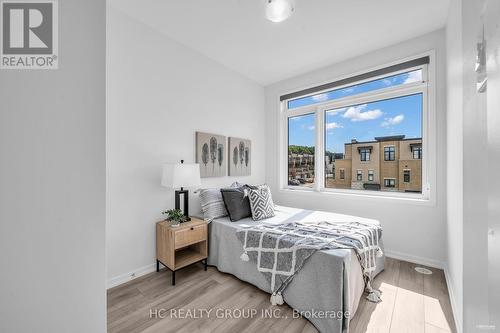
[240,251,249,262]
[270,292,284,306]
[367,290,382,303]
[376,247,384,258]
[365,280,382,303]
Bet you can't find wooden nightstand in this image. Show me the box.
[156,217,208,285]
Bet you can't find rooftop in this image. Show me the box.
[348,136,422,145]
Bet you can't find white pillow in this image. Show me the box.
[198,182,241,221]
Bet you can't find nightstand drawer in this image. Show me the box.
[174,224,207,248]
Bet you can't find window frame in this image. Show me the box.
[384,145,396,161]
[404,169,411,183]
[368,169,374,182]
[356,170,363,181]
[384,178,396,188]
[413,146,422,159]
[279,52,435,202]
[359,148,371,162]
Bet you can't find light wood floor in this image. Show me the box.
[107,258,456,333]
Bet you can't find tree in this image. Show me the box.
[288,145,315,155]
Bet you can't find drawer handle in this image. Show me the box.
[190,227,194,230]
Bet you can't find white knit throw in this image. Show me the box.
[237,221,383,305]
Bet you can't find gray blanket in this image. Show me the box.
[236,221,383,306]
[207,206,385,333]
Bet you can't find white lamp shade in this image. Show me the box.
[161,163,201,189]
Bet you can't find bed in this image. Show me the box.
[207,205,385,333]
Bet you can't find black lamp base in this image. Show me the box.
[174,188,190,222]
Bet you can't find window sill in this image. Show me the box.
[279,187,434,206]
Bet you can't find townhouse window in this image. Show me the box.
[282,55,430,198]
[384,178,396,187]
[412,146,422,159]
[359,148,371,161]
[384,146,396,161]
[404,170,411,183]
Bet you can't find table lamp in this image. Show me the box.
[161,160,201,221]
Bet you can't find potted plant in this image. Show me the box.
[162,209,187,227]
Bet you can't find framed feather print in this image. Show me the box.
[196,132,227,178]
[228,137,251,176]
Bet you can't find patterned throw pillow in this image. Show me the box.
[198,182,241,221]
[198,188,228,221]
[248,185,275,221]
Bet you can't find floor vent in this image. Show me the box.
[414,267,432,275]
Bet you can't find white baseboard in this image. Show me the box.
[107,263,157,289]
[444,265,463,333]
[384,249,445,269]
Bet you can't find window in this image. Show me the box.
[384,178,396,188]
[359,148,371,161]
[404,170,411,183]
[412,146,422,159]
[288,69,423,109]
[384,146,396,161]
[284,56,429,197]
[288,114,315,188]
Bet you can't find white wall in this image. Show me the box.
[106,5,265,285]
[445,0,464,329]
[265,30,448,267]
[460,0,490,331]
[485,1,500,329]
[446,0,499,331]
[0,1,106,332]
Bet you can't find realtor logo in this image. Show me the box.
[1,0,58,69]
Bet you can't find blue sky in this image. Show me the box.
[288,70,423,153]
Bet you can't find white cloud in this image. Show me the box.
[312,93,329,102]
[327,107,346,115]
[326,122,343,130]
[403,71,422,84]
[382,78,393,86]
[381,114,404,127]
[342,87,355,94]
[307,125,315,130]
[342,104,383,122]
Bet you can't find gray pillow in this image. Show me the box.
[248,185,275,221]
[220,185,252,222]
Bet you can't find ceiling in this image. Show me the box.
[111,0,450,86]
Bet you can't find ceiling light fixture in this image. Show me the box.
[266,0,294,23]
